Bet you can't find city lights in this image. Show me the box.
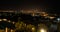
[0,10,58,32]
[43,14,48,17]
[0,0,58,32]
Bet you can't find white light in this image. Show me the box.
[3,19,7,21]
[40,28,47,32]
[57,18,60,21]
[57,18,60,22]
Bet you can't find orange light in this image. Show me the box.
[5,27,8,32]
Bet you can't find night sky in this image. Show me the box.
[0,0,59,14]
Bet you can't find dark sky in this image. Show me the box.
[0,0,59,14]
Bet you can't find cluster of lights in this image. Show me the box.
[0,19,7,21]
[5,27,14,32]
[16,21,50,32]
[15,21,48,32]
[45,16,55,19]
[0,10,15,12]
[0,19,15,24]
[40,12,56,19]
[40,12,48,17]
[15,22,36,32]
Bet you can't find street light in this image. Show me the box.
[57,18,60,22]
[39,28,47,32]
[37,24,48,32]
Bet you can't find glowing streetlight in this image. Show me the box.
[38,24,48,32]
[57,18,60,22]
[39,28,47,32]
